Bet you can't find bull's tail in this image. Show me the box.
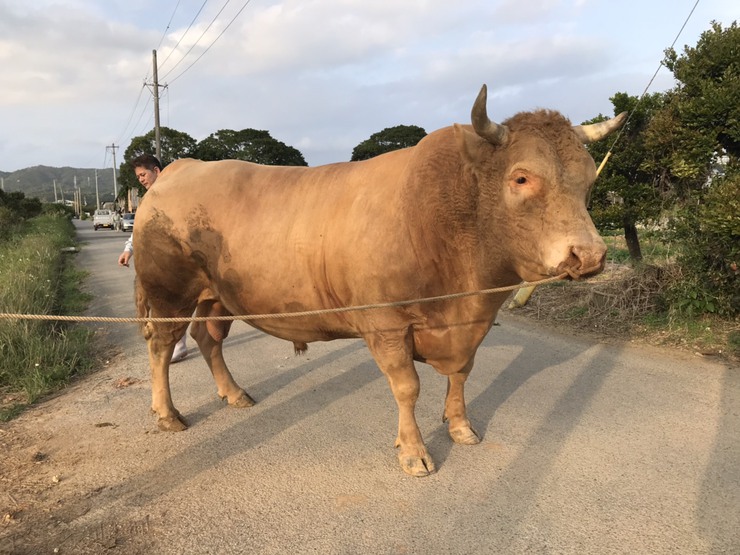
[134,276,153,340]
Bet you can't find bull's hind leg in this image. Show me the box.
[145,317,190,432]
[190,300,254,408]
[364,330,435,477]
[441,358,480,445]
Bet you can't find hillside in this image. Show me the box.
[0,165,119,205]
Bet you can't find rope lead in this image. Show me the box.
[0,274,568,324]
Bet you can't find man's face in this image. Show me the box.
[134,166,160,189]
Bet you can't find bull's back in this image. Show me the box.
[135,157,419,334]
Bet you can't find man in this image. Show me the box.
[117,154,188,363]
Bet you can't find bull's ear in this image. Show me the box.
[455,123,488,165]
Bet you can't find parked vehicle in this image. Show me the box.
[93,209,117,231]
[121,213,135,232]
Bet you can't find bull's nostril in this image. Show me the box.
[568,246,607,277]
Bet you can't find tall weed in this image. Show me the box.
[0,214,93,420]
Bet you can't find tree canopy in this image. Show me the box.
[118,127,197,199]
[191,129,307,166]
[117,127,306,201]
[663,21,740,166]
[350,125,427,161]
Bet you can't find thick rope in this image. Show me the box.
[0,274,568,324]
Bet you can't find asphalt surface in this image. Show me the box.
[2,219,738,554]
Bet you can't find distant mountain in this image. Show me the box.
[0,165,120,205]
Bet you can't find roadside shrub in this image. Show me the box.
[42,202,75,218]
[666,173,740,317]
[0,205,23,242]
[0,189,42,220]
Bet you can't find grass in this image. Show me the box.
[640,311,740,358]
[602,229,675,266]
[0,214,94,420]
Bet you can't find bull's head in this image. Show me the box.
[464,84,626,281]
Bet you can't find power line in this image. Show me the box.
[157,0,210,73]
[605,0,701,152]
[115,3,189,150]
[160,0,251,83]
[115,82,147,146]
[111,0,252,159]
[167,0,254,84]
[133,97,155,138]
[159,0,233,82]
[155,0,184,52]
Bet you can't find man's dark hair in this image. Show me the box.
[130,154,163,171]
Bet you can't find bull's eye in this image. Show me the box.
[515,176,527,185]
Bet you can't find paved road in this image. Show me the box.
[1,219,738,554]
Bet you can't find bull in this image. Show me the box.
[133,85,625,476]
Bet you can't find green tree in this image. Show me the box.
[118,127,197,200]
[350,125,427,161]
[192,129,307,166]
[663,21,740,167]
[643,21,740,191]
[586,92,666,262]
[651,21,740,316]
[0,190,43,220]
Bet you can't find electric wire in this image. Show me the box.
[114,83,148,147]
[113,0,253,161]
[603,0,701,154]
[159,0,233,82]
[157,0,210,73]
[165,0,251,84]
[168,0,254,84]
[155,0,183,52]
[110,0,195,161]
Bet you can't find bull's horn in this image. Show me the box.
[471,84,509,146]
[573,112,628,143]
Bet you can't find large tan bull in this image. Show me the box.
[133,85,625,476]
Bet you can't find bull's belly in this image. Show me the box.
[246,317,362,343]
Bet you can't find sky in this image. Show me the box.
[0,0,736,172]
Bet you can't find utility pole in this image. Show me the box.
[94,170,99,209]
[73,176,79,217]
[145,49,166,161]
[106,143,119,206]
[152,49,162,160]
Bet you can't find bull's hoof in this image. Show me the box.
[157,414,188,432]
[395,438,436,476]
[222,390,255,408]
[398,453,436,477]
[449,425,481,445]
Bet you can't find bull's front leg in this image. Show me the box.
[364,330,435,477]
[191,300,255,408]
[442,357,480,445]
[146,322,188,431]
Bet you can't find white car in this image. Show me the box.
[93,209,116,230]
[121,213,135,232]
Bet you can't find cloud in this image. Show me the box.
[0,0,735,171]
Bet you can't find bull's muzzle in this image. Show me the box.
[556,245,607,280]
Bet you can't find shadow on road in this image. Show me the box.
[97,339,375,509]
[698,365,740,551]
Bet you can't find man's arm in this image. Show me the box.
[118,235,133,267]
